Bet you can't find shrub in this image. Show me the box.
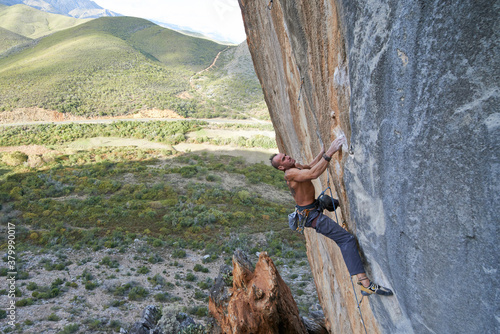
[187,306,208,317]
[148,253,163,264]
[1,151,28,166]
[137,266,150,274]
[100,256,120,268]
[128,286,148,300]
[172,249,186,258]
[27,282,38,291]
[58,324,79,334]
[148,274,166,286]
[15,298,33,307]
[193,290,207,301]
[186,273,197,282]
[206,174,221,182]
[48,313,60,321]
[193,264,209,273]
[154,292,181,303]
[85,281,98,290]
[109,300,126,307]
[197,278,213,290]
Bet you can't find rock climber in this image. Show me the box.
[270,136,393,296]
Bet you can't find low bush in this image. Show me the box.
[186,273,197,282]
[193,264,209,273]
[58,324,80,334]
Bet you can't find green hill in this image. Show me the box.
[190,42,269,120]
[0,4,92,39]
[0,26,32,55]
[0,16,228,117]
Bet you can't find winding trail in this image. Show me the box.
[189,46,231,87]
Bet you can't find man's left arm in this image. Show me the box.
[296,146,325,169]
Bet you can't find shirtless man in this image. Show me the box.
[270,136,393,296]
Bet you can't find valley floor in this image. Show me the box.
[0,123,320,333]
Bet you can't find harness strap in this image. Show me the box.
[295,207,310,234]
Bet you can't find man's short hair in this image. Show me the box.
[270,153,279,169]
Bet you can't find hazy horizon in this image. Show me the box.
[94,0,246,43]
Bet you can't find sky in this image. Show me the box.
[93,0,247,44]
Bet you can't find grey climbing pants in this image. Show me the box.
[303,210,365,276]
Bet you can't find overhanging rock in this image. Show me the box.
[238,0,499,333]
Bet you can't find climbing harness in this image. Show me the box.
[323,168,368,334]
[289,205,314,234]
[266,0,273,10]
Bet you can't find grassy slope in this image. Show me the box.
[128,24,228,70]
[0,16,227,117]
[0,26,31,54]
[0,4,92,39]
[190,42,269,119]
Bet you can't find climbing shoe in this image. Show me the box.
[358,281,393,296]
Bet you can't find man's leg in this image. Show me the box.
[313,213,393,296]
[314,213,365,276]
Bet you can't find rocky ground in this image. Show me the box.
[0,134,321,333]
[1,239,319,333]
[0,122,318,333]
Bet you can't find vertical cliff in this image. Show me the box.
[238,0,499,333]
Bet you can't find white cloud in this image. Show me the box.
[94,0,246,43]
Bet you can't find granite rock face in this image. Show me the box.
[238,0,499,333]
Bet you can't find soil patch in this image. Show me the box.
[173,143,277,164]
[0,108,183,124]
[66,137,174,150]
[0,145,57,155]
[0,108,77,123]
[131,109,183,119]
[187,128,275,139]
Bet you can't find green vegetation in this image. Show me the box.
[193,264,209,273]
[190,43,269,120]
[0,26,32,55]
[0,16,250,118]
[1,150,27,166]
[0,120,200,146]
[154,292,181,303]
[0,120,276,150]
[57,324,80,334]
[0,136,298,262]
[0,4,91,39]
[0,7,267,119]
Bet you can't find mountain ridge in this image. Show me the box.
[0,4,92,39]
[0,0,120,18]
[0,0,240,44]
[0,16,227,116]
[0,13,264,120]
